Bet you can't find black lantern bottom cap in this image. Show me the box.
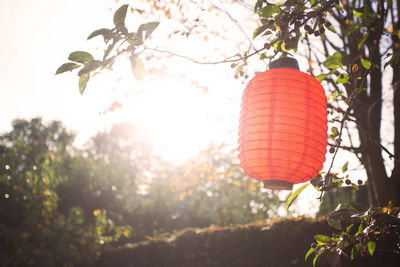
[263,180,294,190]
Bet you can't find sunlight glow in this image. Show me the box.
[79,55,240,165]
[126,78,213,164]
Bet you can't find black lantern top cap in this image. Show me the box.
[269,57,299,70]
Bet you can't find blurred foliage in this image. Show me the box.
[0,118,100,266]
[0,118,283,266]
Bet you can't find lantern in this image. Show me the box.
[238,58,327,190]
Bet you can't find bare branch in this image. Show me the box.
[143,45,265,65]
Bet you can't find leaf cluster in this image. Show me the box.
[56,5,160,94]
[306,202,400,266]
[286,161,361,212]
[253,0,338,61]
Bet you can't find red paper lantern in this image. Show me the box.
[238,58,327,190]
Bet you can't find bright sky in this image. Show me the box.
[0,0,117,136]
[0,0,246,163]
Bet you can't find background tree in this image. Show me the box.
[0,119,101,266]
[0,118,284,264]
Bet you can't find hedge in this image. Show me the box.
[96,217,400,267]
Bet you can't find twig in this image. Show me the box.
[143,45,265,65]
[327,141,360,153]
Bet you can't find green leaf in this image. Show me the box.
[351,183,359,190]
[356,223,364,236]
[331,126,339,137]
[253,24,269,39]
[315,73,329,82]
[305,247,315,261]
[55,62,81,75]
[78,60,101,76]
[314,234,331,245]
[353,8,363,18]
[273,39,282,51]
[263,30,273,36]
[336,73,349,84]
[324,21,336,33]
[315,70,335,82]
[130,55,145,80]
[286,183,309,210]
[137,22,160,41]
[361,58,371,69]
[87,28,112,42]
[323,52,343,69]
[334,3,343,9]
[257,4,281,18]
[313,249,324,267]
[254,0,264,12]
[68,51,94,64]
[342,161,348,173]
[346,223,354,233]
[327,208,358,230]
[367,240,376,256]
[113,4,129,26]
[259,53,268,60]
[235,65,243,74]
[78,73,90,95]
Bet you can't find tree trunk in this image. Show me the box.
[338,0,396,206]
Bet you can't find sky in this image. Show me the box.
[0,0,256,162]
[0,0,117,137]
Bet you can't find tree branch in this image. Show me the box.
[143,45,265,65]
[327,142,360,153]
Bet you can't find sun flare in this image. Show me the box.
[124,77,214,164]
[82,58,240,165]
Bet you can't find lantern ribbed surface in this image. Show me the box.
[238,67,327,190]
